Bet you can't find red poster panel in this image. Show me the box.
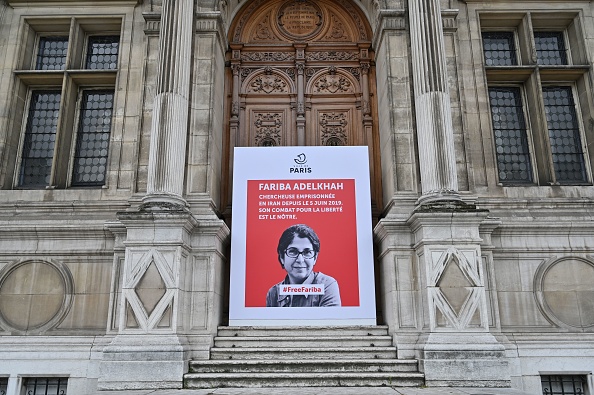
[245,179,359,307]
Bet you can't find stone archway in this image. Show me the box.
[221,0,381,217]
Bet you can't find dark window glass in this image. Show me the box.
[541,375,587,395]
[0,377,7,395]
[85,36,120,70]
[71,90,114,186]
[535,32,568,65]
[19,91,61,187]
[36,37,68,70]
[488,87,533,184]
[482,32,518,66]
[542,87,587,184]
[22,377,68,395]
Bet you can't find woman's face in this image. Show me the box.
[280,236,317,284]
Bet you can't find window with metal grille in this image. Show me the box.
[535,32,568,65]
[542,87,587,183]
[23,377,68,395]
[19,91,61,187]
[488,87,533,184]
[482,32,518,66]
[541,375,587,395]
[85,36,120,70]
[11,19,121,189]
[72,90,114,186]
[0,378,7,395]
[481,13,592,186]
[35,37,69,70]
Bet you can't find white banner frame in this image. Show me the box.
[229,146,376,326]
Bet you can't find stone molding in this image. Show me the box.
[0,259,74,334]
[534,255,594,330]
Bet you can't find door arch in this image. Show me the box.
[222,0,381,216]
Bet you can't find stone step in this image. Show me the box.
[216,325,390,338]
[189,359,420,374]
[213,335,394,348]
[209,346,398,360]
[184,372,425,388]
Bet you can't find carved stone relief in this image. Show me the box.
[427,247,488,331]
[122,248,177,332]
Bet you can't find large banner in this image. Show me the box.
[229,146,376,326]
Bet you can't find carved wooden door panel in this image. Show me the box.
[306,67,362,146]
[240,67,296,147]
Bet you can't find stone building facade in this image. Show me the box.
[0,0,593,394]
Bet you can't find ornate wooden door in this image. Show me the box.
[224,0,380,212]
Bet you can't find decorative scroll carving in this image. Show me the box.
[252,14,281,42]
[282,67,296,82]
[232,0,267,42]
[232,0,369,43]
[241,52,295,62]
[306,51,359,61]
[305,67,317,82]
[241,68,256,79]
[336,0,368,40]
[320,112,348,146]
[249,75,289,93]
[313,73,353,93]
[254,113,282,146]
[347,67,360,81]
[324,13,348,40]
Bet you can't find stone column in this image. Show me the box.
[143,0,194,208]
[408,0,459,203]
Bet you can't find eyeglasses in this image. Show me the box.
[285,248,316,259]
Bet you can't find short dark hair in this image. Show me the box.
[277,224,320,266]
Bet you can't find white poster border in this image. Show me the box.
[229,146,376,326]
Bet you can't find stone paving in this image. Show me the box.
[96,387,536,395]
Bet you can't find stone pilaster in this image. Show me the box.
[99,0,230,389]
[143,0,194,208]
[408,0,459,203]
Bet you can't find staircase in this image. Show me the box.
[184,325,425,388]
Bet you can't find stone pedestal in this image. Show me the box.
[375,203,510,387]
[98,209,229,390]
[409,204,511,387]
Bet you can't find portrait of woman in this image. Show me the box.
[266,224,341,307]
